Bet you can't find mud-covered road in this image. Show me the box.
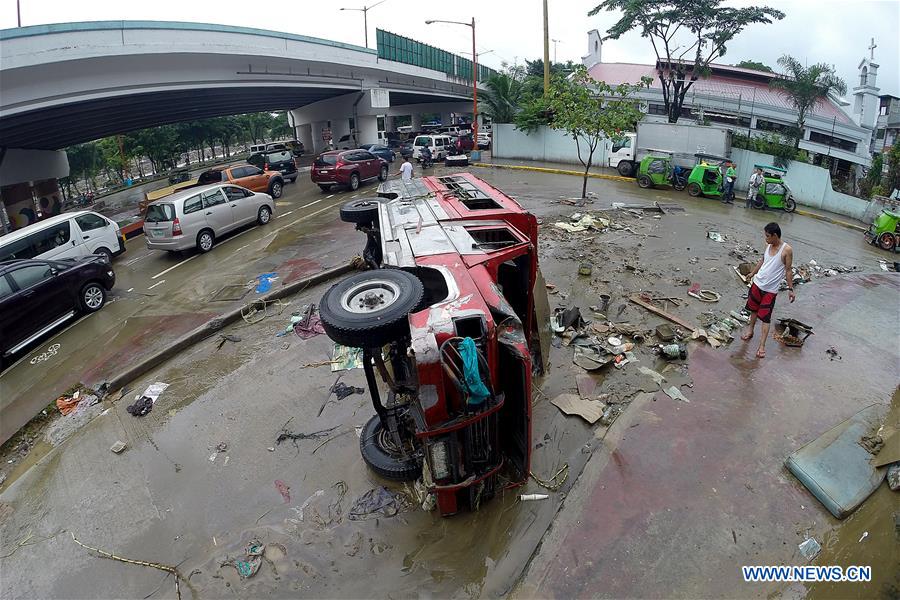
[1,164,897,599]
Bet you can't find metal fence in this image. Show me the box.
[376,29,497,83]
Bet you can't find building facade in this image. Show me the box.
[582,33,885,185]
[874,94,900,154]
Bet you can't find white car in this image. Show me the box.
[0,211,125,263]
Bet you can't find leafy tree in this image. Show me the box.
[858,153,883,198]
[735,59,773,72]
[590,0,784,123]
[546,65,648,199]
[483,73,524,123]
[270,112,294,140]
[525,59,577,78]
[65,142,103,192]
[769,55,847,149]
[885,143,900,197]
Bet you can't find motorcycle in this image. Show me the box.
[671,166,687,191]
[420,149,434,169]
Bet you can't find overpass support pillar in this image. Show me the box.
[357,115,379,146]
[411,113,422,131]
[384,116,398,133]
[310,121,330,154]
[297,123,314,157]
[441,112,453,126]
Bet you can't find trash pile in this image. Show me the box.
[125,382,169,417]
[786,259,860,289]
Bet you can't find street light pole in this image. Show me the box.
[339,0,387,49]
[552,39,561,64]
[425,18,479,142]
[17,0,22,27]
[543,0,550,97]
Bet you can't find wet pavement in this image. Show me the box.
[1,164,897,599]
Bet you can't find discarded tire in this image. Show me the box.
[359,414,421,481]
[340,198,380,224]
[319,269,424,348]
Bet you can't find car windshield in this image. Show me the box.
[414,136,432,147]
[145,203,175,222]
[315,155,338,167]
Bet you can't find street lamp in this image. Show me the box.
[339,0,387,49]
[552,39,561,64]
[425,18,479,142]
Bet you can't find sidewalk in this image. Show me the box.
[474,153,869,232]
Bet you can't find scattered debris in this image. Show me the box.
[216,334,241,350]
[658,343,687,360]
[578,262,593,276]
[215,442,228,453]
[530,463,569,491]
[331,381,365,401]
[126,396,154,417]
[655,324,675,342]
[224,538,265,579]
[276,418,338,447]
[519,493,549,502]
[255,272,278,293]
[858,531,868,543]
[687,283,720,302]
[551,393,606,424]
[774,319,814,347]
[348,487,413,520]
[290,304,326,339]
[638,366,667,386]
[798,537,821,561]
[109,441,127,454]
[629,294,696,334]
[707,232,726,242]
[332,344,363,371]
[860,434,883,454]
[663,386,690,403]
[573,348,615,371]
[733,262,755,284]
[887,463,900,491]
[825,346,842,361]
[274,480,291,503]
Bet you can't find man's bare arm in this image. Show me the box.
[783,244,796,301]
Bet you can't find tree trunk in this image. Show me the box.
[581,146,596,200]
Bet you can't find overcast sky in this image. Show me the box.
[3,0,898,96]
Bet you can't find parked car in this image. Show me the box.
[0,211,125,263]
[311,150,388,192]
[336,134,356,150]
[450,135,475,154]
[0,256,116,365]
[413,135,453,161]
[197,164,284,199]
[386,138,414,159]
[358,144,395,163]
[477,132,491,149]
[168,169,191,185]
[284,140,305,157]
[143,183,275,254]
[320,173,542,516]
[248,150,299,183]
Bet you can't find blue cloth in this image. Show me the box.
[256,272,278,293]
[459,337,490,405]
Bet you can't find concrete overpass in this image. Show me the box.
[0,20,489,229]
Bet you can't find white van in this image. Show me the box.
[413,135,453,161]
[249,144,267,154]
[0,211,125,263]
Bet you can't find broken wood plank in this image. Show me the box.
[628,294,697,334]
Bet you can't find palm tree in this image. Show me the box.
[769,55,847,149]
[482,74,523,124]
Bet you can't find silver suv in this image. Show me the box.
[143,184,275,253]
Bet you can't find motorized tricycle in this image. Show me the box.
[320,174,544,516]
[750,164,796,212]
[864,208,900,251]
[636,152,686,191]
[685,153,734,201]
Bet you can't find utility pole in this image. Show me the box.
[543,0,550,97]
[17,0,22,27]
[552,39,561,64]
[425,18,479,142]
[340,0,387,49]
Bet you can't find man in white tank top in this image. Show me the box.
[740,222,794,358]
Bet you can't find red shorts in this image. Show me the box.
[745,283,777,323]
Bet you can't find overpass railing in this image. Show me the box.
[376,29,497,84]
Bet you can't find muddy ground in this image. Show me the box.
[1,167,896,599]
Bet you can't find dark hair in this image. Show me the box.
[764,222,781,238]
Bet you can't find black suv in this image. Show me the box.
[248,150,298,183]
[0,257,115,365]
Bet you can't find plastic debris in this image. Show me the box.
[274,480,291,503]
[707,232,726,242]
[638,366,666,386]
[663,386,690,403]
[658,343,687,360]
[858,531,868,543]
[459,337,491,405]
[255,272,278,293]
[109,441,127,454]
[348,487,413,521]
[798,537,821,561]
[519,494,549,501]
[551,393,605,424]
[331,381,365,401]
[126,396,154,417]
[825,346,841,361]
[332,344,363,371]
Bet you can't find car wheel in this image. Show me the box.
[877,232,896,251]
[783,196,796,212]
[79,282,106,313]
[673,179,686,192]
[257,206,272,225]
[269,180,283,199]
[753,194,766,209]
[197,229,214,253]
[359,414,421,481]
[378,165,388,182]
[687,183,702,197]
[617,161,633,177]
[638,175,653,188]
[94,247,113,261]
[340,198,380,224]
[319,184,332,193]
[349,172,360,191]
[319,269,424,348]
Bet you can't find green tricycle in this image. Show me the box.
[685,154,734,201]
[864,208,900,252]
[750,164,796,212]
[636,151,687,191]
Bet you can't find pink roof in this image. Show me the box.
[588,62,852,125]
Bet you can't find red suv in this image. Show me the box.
[311,150,388,192]
[451,135,475,154]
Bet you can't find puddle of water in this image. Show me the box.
[0,439,53,493]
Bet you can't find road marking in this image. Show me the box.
[147,280,166,290]
[276,210,295,219]
[326,194,335,199]
[270,203,339,236]
[123,253,150,267]
[151,254,199,279]
[299,197,330,210]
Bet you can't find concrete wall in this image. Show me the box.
[493,123,609,166]
[731,148,871,221]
